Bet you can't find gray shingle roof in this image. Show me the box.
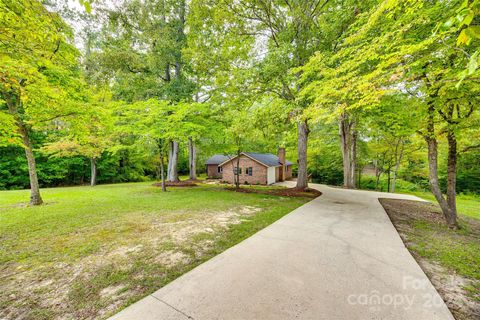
[244,152,293,167]
[205,154,231,165]
[213,152,293,167]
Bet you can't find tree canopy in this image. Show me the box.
[0,0,479,227]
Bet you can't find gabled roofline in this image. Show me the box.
[218,152,279,168]
[205,154,231,165]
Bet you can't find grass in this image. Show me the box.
[178,173,207,180]
[408,191,480,220]
[380,198,480,320]
[0,182,311,319]
[359,174,480,220]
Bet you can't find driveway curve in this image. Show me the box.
[110,183,454,320]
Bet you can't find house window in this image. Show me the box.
[234,167,242,175]
[217,166,223,173]
[246,167,253,176]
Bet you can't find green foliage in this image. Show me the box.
[442,151,480,194]
[42,101,115,161]
[1,1,480,317]
[300,0,479,196]
[0,111,18,146]
[308,124,344,185]
[438,0,480,83]
[0,144,152,190]
[95,0,194,102]
[362,175,428,193]
[0,0,479,200]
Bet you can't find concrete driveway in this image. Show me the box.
[110,183,454,320]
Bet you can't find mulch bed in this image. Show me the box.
[225,186,322,198]
[152,180,199,187]
[380,199,447,232]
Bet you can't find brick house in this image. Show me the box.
[205,154,230,179]
[205,148,293,185]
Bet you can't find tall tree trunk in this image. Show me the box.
[446,129,457,223]
[235,153,240,189]
[165,63,171,82]
[374,157,381,190]
[391,140,404,193]
[230,150,241,189]
[188,137,197,180]
[357,166,362,189]
[350,126,357,187]
[387,167,391,193]
[90,157,97,187]
[19,123,43,205]
[340,115,350,187]
[426,137,457,228]
[174,0,186,80]
[6,93,43,205]
[375,170,381,190]
[339,112,356,188]
[296,120,309,190]
[168,141,179,182]
[167,141,173,180]
[424,104,457,228]
[160,149,166,192]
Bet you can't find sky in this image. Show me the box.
[48,0,117,50]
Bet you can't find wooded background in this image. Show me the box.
[1,0,479,227]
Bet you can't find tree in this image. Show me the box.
[300,50,375,189]
[224,109,253,189]
[95,0,196,181]
[115,99,174,191]
[41,102,113,186]
[438,0,480,83]
[381,0,478,228]
[302,0,479,227]
[364,94,420,193]
[166,102,213,180]
[188,0,376,190]
[0,0,85,205]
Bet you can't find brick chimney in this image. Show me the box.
[278,147,286,164]
[278,147,286,181]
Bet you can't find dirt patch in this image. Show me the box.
[417,260,479,320]
[225,186,321,198]
[0,204,268,320]
[380,198,480,320]
[100,284,126,298]
[213,206,262,226]
[380,199,449,226]
[204,179,220,185]
[152,180,198,187]
[153,251,191,268]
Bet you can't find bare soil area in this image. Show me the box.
[1,205,263,319]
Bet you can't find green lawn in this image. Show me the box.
[178,173,207,180]
[0,182,310,320]
[359,175,480,220]
[408,191,480,220]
